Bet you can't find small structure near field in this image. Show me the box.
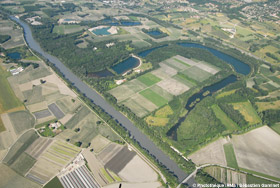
[10,66,24,75]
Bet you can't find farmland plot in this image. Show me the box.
[27,140,81,184]
[8,110,35,135]
[3,130,38,166]
[232,126,280,178]
[0,164,40,188]
[189,138,228,166]
[232,101,261,125]
[56,96,81,114]
[157,78,190,96]
[181,66,212,82]
[108,55,219,117]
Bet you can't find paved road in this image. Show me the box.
[11,16,188,182]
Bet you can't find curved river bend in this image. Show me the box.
[10,16,189,182]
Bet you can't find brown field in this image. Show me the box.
[105,147,136,174]
[118,155,158,183]
[189,138,228,166]
[232,126,280,178]
[98,143,123,165]
[82,149,108,186]
[145,116,169,126]
[26,101,48,113]
[32,74,76,97]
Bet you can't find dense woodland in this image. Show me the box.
[30,19,131,76]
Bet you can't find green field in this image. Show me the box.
[216,89,236,99]
[181,66,212,82]
[8,110,35,135]
[101,168,114,183]
[173,58,191,67]
[55,97,81,114]
[211,105,239,132]
[3,130,38,166]
[0,65,23,113]
[177,103,226,153]
[140,88,168,107]
[0,164,40,188]
[246,174,278,185]
[61,110,121,147]
[173,74,196,87]
[122,97,150,117]
[10,152,36,175]
[240,168,280,182]
[262,82,278,92]
[232,101,262,125]
[270,123,280,135]
[223,143,238,169]
[150,85,173,101]
[0,118,5,132]
[123,79,147,93]
[65,106,91,129]
[53,25,82,34]
[43,177,63,188]
[137,73,161,86]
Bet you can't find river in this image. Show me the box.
[10,16,189,182]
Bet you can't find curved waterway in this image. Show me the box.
[178,43,250,75]
[10,16,189,182]
[167,43,251,139]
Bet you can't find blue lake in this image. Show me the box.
[7,52,21,60]
[112,57,140,75]
[147,30,162,36]
[92,27,111,35]
[138,44,168,58]
[109,21,141,26]
[178,43,251,75]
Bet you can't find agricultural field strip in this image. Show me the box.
[98,143,123,165]
[232,101,261,125]
[48,103,65,119]
[82,149,107,186]
[25,138,53,159]
[27,141,81,184]
[33,109,52,119]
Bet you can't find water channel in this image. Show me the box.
[11,16,251,183]
[10,16,189,182]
